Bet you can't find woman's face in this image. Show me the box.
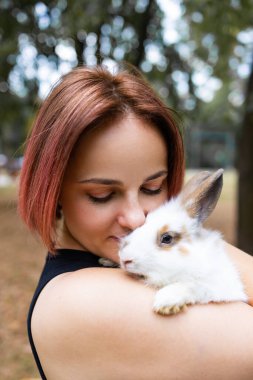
[59,114,168,262]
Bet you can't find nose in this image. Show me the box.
[117,197,147,230]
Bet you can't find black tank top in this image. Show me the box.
[27,249,104,380]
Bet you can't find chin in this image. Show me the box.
[94,239,120,264]
[104,248,120,264]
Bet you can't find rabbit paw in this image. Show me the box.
[153,283,193,316]
[154,303,187,315]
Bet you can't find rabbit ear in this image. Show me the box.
[181,171,213,200]
[180,169,224,223]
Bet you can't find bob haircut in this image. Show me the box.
[18,64,185,252]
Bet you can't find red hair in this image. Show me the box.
[18,65,185,252]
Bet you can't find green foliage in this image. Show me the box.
[183,0,253,79]
[0,0,252,156]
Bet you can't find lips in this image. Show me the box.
[109,235,128,241]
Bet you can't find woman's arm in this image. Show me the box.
[225,242,253,306]
[32,266,253,380]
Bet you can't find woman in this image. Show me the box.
[19,65,253,380]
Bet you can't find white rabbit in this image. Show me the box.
[119,169,248,315]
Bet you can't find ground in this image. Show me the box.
[0,170,237,380]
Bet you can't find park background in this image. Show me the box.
[0,0,252,378]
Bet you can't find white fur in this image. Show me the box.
[119,190,247,315]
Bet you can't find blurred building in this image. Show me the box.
[186,127,236,169]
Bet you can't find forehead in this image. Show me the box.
[66,114,168,180]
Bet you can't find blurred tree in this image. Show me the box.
[0,0,215,151]
[182,0,253,253]
[0,0,252,252]
[238,57,253,254]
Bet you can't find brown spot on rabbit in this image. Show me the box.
[178,245,189,255]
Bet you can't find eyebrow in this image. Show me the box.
[78,170,168,185]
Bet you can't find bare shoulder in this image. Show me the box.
[32,267,253,380]
[225,242,253,305]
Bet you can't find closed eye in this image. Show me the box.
[141,187,162,195]
[88,193,114,203]
[141,175,167,196]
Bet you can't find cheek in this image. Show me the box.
[144,192,168,214]
[64,199,115,234]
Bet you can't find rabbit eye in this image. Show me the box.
[157,228,181,248]
[160,232,173,246]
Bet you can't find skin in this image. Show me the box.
[58,114,169,261]
[31,114,253,379]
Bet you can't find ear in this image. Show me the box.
[180,169,224,223]
[181,171,213,200]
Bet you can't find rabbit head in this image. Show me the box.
[119,169,224,286]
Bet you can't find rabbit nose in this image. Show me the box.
[123,259,133,265]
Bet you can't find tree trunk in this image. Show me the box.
[132,0,154,68]
[75,37,85,65]
[237,54,253,255]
